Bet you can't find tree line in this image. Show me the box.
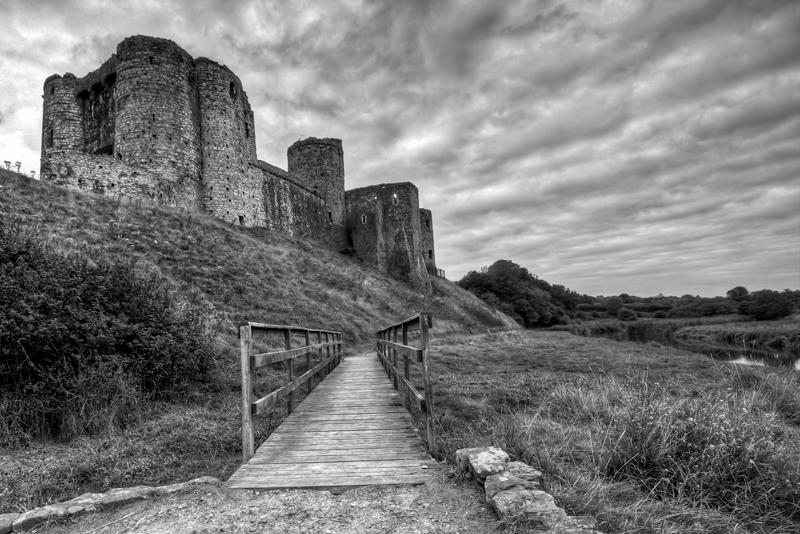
[457,260,799,327]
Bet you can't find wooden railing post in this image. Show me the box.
[240,324,254,461]
[305,330,312,394]
[402,323,410,411]
[420,314,437,455]
[392,326,399,390]
[284,328,294,415]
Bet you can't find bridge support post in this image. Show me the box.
[284,329,294,415]
[420,316,437,456]
[240,325,254,461]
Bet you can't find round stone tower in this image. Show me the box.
[41,74,84,166]
[196,58,259,224]
[113,36,201,193]
[287,137,346,245]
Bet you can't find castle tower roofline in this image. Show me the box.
[288,137,343,155]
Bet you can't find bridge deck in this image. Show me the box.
[227,353,435,490]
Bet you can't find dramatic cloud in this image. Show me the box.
[1,0,798,296]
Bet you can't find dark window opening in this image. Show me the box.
[245,123,250,138]
[229,82,237,98]
[328,211,333,222]
[426,219,430,228]
[46,129,54,148]
[149,56,154,65]
[50,86,55,95]
[428,250,433,259]
[392,195,398,206]
[152,114,156,122]
[361,214,367,224]
[238,215,244,225]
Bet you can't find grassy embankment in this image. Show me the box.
[402,330,799,533]
[0,169,515,513]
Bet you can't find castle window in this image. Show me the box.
[46,129,54,148]
[50,86,55,95]
[149,56,154,65]
[428,250,433,259]
[152,114,156,122]
[239,215,244,225]
[328,211,333,222]
[229,82,237,99]
[361,214,367,224]
[426,219,430,228]
[392,194,398,206]
[245,123,250,138]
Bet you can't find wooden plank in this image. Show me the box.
[251,354,338,415]
[243,322,341,336]
[248,452,429,464]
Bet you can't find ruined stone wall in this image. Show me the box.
[346,183,432,294]
[255,162,330,239]
[419,208,437,274]
[287,138,347,247]
[42,151,167,201]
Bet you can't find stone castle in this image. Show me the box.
[40,35,440,293]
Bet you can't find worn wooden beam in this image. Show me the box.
[251,341,338,368]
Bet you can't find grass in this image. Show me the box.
[404,330,800,533]
[0,169,515,513]
[559,315,755,338]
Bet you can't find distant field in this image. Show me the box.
[402,330,800,534]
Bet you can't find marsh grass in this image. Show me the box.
[422,330,800,533]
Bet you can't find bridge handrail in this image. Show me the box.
[239,322,343,461]
[376,312,437,455]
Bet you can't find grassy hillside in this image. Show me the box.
[0,169,514,513]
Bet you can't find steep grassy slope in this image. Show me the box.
[0,169,515,512]
[0,169,513,342]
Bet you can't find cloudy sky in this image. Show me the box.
[2,0,798,297]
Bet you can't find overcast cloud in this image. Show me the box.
[1,0,798,296]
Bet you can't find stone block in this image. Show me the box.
[488,487,564,523]
[0,514,18,534]
[504,461,542,483]
[94,486,154,508]
[454,446,509,482]
[484,472,540,501]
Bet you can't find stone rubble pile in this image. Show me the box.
[0,476,220,533]
[455,446,601,533]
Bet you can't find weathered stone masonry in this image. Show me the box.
[41,35,438,292]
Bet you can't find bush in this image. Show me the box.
[744,290,794,321]
[0,218,215,441]
[654,310,667,318]
[616,307,637,321]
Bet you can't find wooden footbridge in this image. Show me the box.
[227,313,438,491]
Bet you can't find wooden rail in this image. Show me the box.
[239,322,342,461]
[375,312,437,455]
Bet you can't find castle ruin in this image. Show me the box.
[40,35,439,293]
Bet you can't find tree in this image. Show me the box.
[743,290,794,321]
[606,297,624,316]
[726,286,750,302]
[617,307,638,321]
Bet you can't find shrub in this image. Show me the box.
[654,310,667,318]
[616,307,638,321]
[743,290,794,321]
[0,218,215,441]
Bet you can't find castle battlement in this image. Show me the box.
[41,35,438,293]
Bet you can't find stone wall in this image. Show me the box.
[419,208,437,275]
[41,151,201,207]
[346,183,432,294]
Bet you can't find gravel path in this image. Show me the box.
[43,465,500,534]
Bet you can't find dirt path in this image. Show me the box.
[43,465,499,534]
